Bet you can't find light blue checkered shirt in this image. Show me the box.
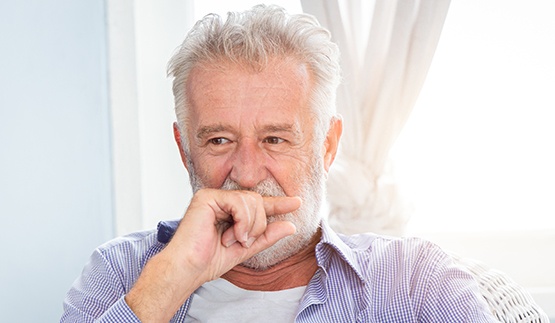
[62,220,496,322]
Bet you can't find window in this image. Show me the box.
[392,0,555,234]
[390,0,555,315]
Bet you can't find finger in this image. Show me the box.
[231,193,263,247]
[212,191,264,248]
[263,196,302,216]
[223,220,296,262]
[222,197,301,250]
[221,226,237,248]
[237,195,300,248]
[245,220,297,254]
[211,191,255,245]
[243,194,268,247]
[214,192,299,249]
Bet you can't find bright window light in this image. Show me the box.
[391,0,555,234]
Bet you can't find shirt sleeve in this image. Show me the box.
[60,248,141,323]
[415,242,498,323]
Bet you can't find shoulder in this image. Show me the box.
[97,228,159,255]
[334,231,452,279]
[319,223,451,277]
[340,231,446,262]
[321,229,496,321]
[62,228,165,321]
[91,228,164,276]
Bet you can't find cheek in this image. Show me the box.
[270,155,315,195]
[191,153,232,188]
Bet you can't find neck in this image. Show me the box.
[221,230,321,291]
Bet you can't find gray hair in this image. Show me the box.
[167,4,341,153]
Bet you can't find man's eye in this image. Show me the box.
[209,137,229,145]
[263,137,284,145]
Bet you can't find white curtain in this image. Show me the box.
[301,0,451,236]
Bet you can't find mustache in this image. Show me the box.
[220,177,286,198]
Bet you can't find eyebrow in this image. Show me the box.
[195,122,301,140]
[196,124,231,140]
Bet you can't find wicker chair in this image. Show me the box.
[451,253,549,322]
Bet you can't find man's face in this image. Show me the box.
[181,58,327,269]
[185,58,318,198]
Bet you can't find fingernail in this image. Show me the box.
[242,232,249,244]
[224,238,237,248]
[245,237,256,248]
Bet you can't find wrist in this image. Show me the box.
[125,250,205,322]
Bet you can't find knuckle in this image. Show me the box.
[194,188,213,199]
[242,191,261,205]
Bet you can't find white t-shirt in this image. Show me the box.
[185,278,306,322]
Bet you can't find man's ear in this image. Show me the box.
[323,116,343,172]
[173,122,189,171]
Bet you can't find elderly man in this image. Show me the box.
[62,5,496,322]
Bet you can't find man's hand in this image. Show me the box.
[125,189,301,322]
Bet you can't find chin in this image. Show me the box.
[240,211,322,271]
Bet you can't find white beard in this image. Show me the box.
[188,156,325,270]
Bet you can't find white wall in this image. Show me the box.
[134,0,195,231]
[0,1,113,322]
[107,0,195,236]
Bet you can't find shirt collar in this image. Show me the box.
[316,220,368,282]
[156,218,369,282]
[157,220,179,244]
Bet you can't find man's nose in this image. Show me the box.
[228,139,269,189]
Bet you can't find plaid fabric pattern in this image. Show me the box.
[61,221,496,322]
